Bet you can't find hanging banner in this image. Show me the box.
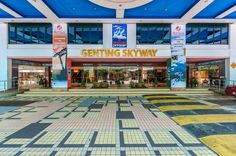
[112,24,127,48]
[171,24,186,89]
[52,24,68,89]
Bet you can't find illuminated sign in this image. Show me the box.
[81,49,158,57]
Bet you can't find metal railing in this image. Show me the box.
[0,80,7,92]
[209,79,236,93]
[0,79,19,93]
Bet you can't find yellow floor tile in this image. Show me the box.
[172,114,236,125]
[200,135,236,156]
[159,105,218,112]
[151,99,193,104]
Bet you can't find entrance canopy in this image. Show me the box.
[0,0,236,22]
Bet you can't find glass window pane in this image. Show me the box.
[136,24,171,44]
[221,25,228,44]
[9,26,16,44]
[75,27,83,44]
[69,26,75,43]
[207,26,214,44]
[8,24,52,44]
[45,26,52,43]
[214,26,221,44]
[24,27,32,44]
[68,24,103,44]
[38,27,46,44]
[16,27,24,44]
[199,26,208,44]
[163,27,170,44]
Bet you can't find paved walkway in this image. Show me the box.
[0,94,235,155]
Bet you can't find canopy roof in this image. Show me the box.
[0,0,235,23]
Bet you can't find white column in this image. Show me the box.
[229,24,236,84]
[0,23,9,91]
[7,58,12,89]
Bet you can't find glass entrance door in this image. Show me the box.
[95,64,140,86]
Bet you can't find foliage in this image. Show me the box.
[92,81,109,88]
[130,82,147,88]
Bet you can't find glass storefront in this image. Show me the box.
[189,60,225,87]
[18,65,48,89]
[12,60,52,89]
[71,63,167,88]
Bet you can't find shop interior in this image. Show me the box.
[71,63,167,88]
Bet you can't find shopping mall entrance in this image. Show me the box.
[11,58,226,90]
[70,63,167,88]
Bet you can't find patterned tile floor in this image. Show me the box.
[0,96,220,156]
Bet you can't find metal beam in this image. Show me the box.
[181,0,214,20]
[0,2,22,18]
[27,0,58,20]
[216,5,236,19]
[0,18,235,23]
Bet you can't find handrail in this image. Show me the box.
[0,80,7,92]
[209,78,236,93]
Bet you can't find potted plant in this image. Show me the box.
[153,78,159,87]
[115,79,121,87]
[191,77,198,87]
[38,78,45,88]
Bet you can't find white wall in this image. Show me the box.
[0,23,9,91]
[229,24,236,81]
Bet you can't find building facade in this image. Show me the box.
[0,0,236,90]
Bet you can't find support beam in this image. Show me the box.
[0,2,22,18]
[181,0,214,20]
[27,0,58,20]
[116,9,124,18]
[216,5,236,19]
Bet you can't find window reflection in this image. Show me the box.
[68,24,103,44]
[9,23,52,44]
[137,24,171,44]
[186,24,228,45]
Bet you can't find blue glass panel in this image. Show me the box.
[8,24,52,44]
[137,24,171,44]
[69,24,103,44]
[186,24,228,45]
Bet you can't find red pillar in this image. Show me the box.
[68,58,72,89]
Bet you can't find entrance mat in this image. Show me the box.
[172,114,236,126]
[206,100,236,106]
[184,123,236,138]
[165,109,235,117]
[200,134,236,156]
[0,101,36,106]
